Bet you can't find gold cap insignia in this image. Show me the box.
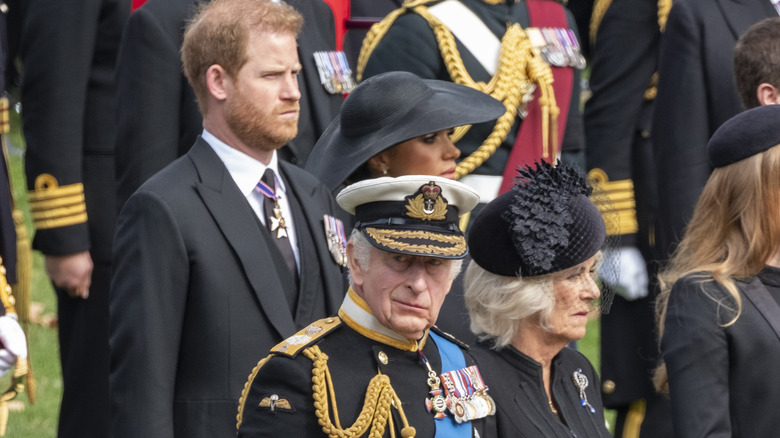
[405,181,447,221]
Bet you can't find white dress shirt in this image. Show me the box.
[203,130,301,272]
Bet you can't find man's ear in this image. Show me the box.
[756,83,780,106]
[206,64,230,101]
[346,242,365,287]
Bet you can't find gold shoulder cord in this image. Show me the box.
[357,1,558,180]
[304,345,416,438]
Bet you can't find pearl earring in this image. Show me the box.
[382,168,389,176]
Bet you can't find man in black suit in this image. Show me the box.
[18,0,130,436]
[652,0,778,262]
[114,0,344,209]
[109,0,347,435]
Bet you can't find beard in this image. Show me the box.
[224,88,299,152]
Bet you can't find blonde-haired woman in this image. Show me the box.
[656,105,780,438]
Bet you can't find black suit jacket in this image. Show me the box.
[652,0,777,260]
[115,0,343,208]
[662,272,780,437]
[109,138,346,437]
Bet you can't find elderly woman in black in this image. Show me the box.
[463,162,612,437]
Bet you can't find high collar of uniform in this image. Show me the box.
[338,287,428,352]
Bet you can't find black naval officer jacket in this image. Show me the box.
[238,288,494,437]
[661,269,780,437]
[360,0,585,178]
[470,342,611,437]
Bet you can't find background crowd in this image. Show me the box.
[1,0,780,436]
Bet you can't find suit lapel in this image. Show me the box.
[280,162,344,318]
[716,0,777,40]
[188,138,297,338]
[741,277,780,342]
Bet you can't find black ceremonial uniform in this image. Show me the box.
[652,0,777,261]
[584,0,673,435]
[238,289,494,437]
[19,0,129,436]
[115,0,343,208]
[470,343,611,438]
[360,0,585,178]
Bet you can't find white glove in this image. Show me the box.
[0,315,27,377]
[600,247,649,301]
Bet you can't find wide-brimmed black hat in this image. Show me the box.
[469,162,606,277]
[305,71,506,190]
[708,104,780,168]
[337,175,479,259]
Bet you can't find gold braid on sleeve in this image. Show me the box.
[304,346,416,438]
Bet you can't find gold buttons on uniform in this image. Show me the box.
[324,317,334,324]
[602,379,616,394]
[377,351,388,365]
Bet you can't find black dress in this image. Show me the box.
[471,342,611,437]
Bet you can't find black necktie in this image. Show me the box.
[261,168,299,293]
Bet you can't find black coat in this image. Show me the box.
[661,270,780,438]
[114,0,344,208]
[470,342,611,438]
[361,0,584,177]
[651,0,777,260]
[109,138,347,437]
[238,314,492,437]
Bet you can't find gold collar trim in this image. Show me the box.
[338,287,427,352]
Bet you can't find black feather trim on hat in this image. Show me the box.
[504,161,592,274]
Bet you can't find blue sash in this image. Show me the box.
[428,331,471,438]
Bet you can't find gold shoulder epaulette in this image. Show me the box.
[588,168,638,237]
[271,317,341,358]
[28,174,88,230]
[430,326,469,349]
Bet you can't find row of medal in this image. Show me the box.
[526,27,587,70]
[313,50,356,95]
[426,365,496,423]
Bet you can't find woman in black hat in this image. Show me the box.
[463,161,613,437]
[655,105,780,438]
[305,71,505,191]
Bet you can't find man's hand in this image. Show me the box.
[0,315,27,377]
[45,251,93,299]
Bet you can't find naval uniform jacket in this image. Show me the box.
[661,268,780,437]
[114,0,343,208]
[19,0,130,436]
[470,342,611,437]
[584,0,664,414]
[237,288,492,437]
[109,137,346,437]
[360,0,584,177]
[651,0,778,260]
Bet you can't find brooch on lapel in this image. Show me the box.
[572,368,596,414]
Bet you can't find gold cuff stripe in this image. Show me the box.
[28,174,88,230]
[0,98,8,135]
[588,169,639,236]
[365,227,466,256]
